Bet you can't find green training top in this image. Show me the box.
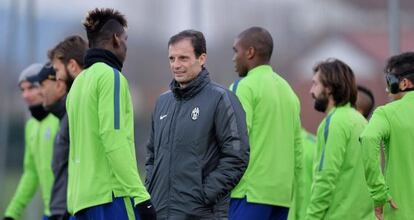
[360,91,414,220]
[66,62,150,214]
[230,65,303,207]
[288,129,317,220]
[306,104,374,220]
[5,114,59,219]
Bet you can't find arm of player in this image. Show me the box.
[97,69,150,205]
[305,116,347,220]
[145,111,155,187]
[360,108,392,207]
[5,125,39,219]
[202,91,250,205]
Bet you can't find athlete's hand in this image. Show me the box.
[136,199,157,220]
[374,206,383,220]
[374,199,398,220]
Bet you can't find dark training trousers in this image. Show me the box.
[229,198,289,220]
[74,197,141,220]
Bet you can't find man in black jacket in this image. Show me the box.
[46,35,87,220]
[145,29,250,220]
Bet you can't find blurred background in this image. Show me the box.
[0,0,413,218]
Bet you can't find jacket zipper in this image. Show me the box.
[167,100,182,218]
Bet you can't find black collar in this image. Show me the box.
[28,104,49,121]
[170,68,210,100]
[84,48,123,71]
[48,95,67,120]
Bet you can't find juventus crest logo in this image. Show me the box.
[44,127,51,139]
[191,107,200,121]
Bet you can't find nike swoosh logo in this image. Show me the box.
[160,114,167,120]
[147,205,152,209]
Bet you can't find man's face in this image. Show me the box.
[20,81,43,106]
[310,71,330,112]
[52,58,73,88]
[39,79,64,108]
[115,30,128,63]
[168,39,205,87]
[232,38,249,77]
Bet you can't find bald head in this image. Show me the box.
[356,85,375,119]
[237,26,273,63]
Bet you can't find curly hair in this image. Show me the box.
[83,8,127,48]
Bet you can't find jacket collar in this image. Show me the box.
[84,48,123,71]
[402,90,414,100]
[28,104,49,121]
[170,68,210,101]
[246,64,273,77]
[48,95,67,120]
[326,103,352,117]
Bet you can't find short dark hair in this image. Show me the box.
[168,30,206,58]
[48,35,88,67]
[238,26,273,63]
[313,58,357,107]
[357,85,375,118]
[83,8,127,48]
[384,51,414,84]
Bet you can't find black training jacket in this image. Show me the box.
[48,95,70,217]
[146,68,249,220]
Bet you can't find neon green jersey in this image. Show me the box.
[360,91,414,220]
[289,129,316,220]
[5,114,59,218]
[306,104,374,220]
[66,62,150,214]
[230,65,302,207]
